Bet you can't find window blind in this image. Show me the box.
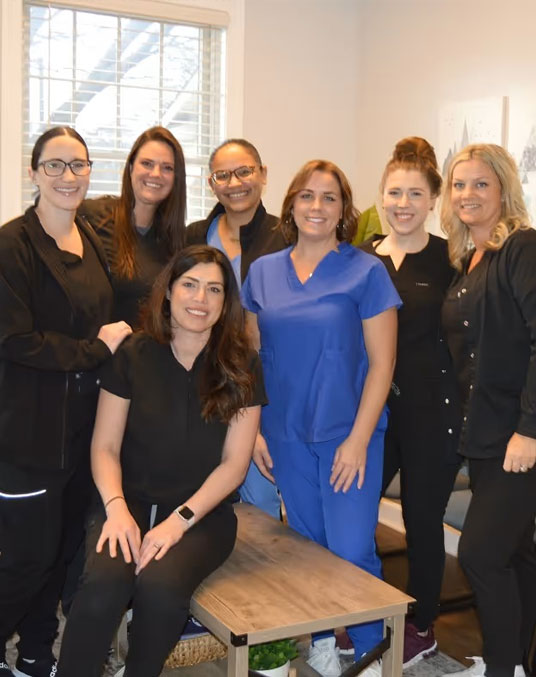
[23,1,226,221]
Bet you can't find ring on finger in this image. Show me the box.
[520,464,528,472]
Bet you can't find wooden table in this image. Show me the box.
[190,504,412,676]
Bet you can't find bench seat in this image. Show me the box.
[190,503,412,677]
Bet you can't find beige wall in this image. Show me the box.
[243,0,361,216]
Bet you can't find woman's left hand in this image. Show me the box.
[135,514,187,575]
[503,432,536,473]
[330,436,367,492]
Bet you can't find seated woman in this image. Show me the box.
[56,245,264,677]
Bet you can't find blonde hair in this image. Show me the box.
[441,144,530,269]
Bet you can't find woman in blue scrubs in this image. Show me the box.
[242,160,401,677]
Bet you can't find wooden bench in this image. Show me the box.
[190,503,412,676]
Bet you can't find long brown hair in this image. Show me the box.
[279,159,360,244]
[114,126,186,278]
[144,245,254,423]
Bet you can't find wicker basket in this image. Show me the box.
[165,632,228,668]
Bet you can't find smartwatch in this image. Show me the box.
[174,504,195,528]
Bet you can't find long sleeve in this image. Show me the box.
[0,224,110,372]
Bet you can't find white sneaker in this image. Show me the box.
[443,656,526,677]
[307,637,341,677]
[114,668,125,677]
[359,659,381,676]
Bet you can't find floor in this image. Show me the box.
[159,523,482,676]
[4,523,488,676]
[376,522,482,668]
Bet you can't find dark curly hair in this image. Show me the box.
[143,245,254,423]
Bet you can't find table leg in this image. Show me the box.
[227,644,248,677]
[382,614,404,677]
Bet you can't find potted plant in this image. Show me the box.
[248,639,299,676]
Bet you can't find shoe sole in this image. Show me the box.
[402,640,438,669]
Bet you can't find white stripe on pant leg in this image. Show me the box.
[0,489,47,498]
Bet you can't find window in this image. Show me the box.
[23,1,227,221]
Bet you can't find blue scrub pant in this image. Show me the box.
[266,430,385,656]
[238,460,281,520]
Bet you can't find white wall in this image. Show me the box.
[354,0,536,211]
[5,0,536,220]
[242,0,361,216]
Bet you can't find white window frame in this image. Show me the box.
[0,0,245,224]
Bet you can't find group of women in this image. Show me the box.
[0,124,534,677]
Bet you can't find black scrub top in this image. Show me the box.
[100,333,266,506]
[442,253,488,457]
[361,234,454,382]
[79,197,169,327]
[51,228,113,440]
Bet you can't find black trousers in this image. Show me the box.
[458,457,536,677]
[382,387,461,630]
[57,498,237,677]
[0,458,91,659]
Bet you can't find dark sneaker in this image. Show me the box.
[0,661,14,676]
[12,656,57,677]
[335,630,355,656]
[403,622,437,668]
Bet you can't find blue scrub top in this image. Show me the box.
[241,242,402,443]
[207,215,242,289]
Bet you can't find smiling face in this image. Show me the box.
[382,168,435,237]
[130,140,175,208]
[451,158,503,236]
[30,135,90,213]
[209,143,266,220]
[291,170,343,246]
[168,262,225,340]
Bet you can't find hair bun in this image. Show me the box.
[392,136,438,169]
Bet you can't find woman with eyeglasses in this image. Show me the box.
[0,127,131,677]
[78,126,187,328]
[186,139,286,520]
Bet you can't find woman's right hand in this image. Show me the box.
[97,321,132,354]
[96,499,141,564]
[253,433,275,483]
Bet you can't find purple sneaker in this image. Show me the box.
[402,622,437,668]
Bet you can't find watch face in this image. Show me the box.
[179,505,195,521]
